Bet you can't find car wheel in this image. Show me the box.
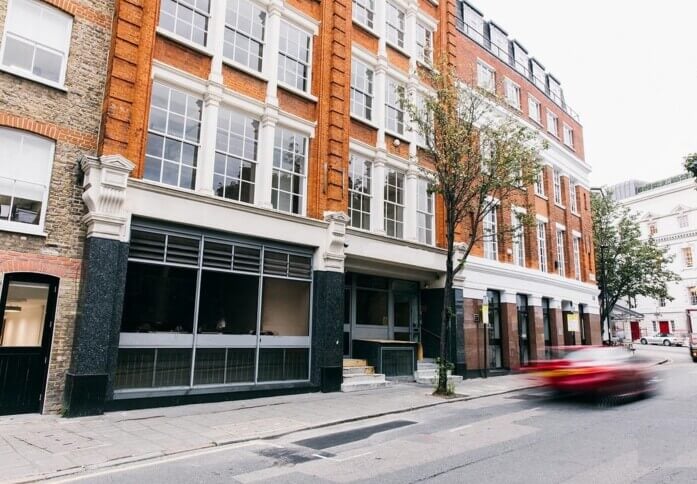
[640,338,647,345]
[663,340,671,346]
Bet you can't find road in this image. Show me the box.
[54,344,697,484]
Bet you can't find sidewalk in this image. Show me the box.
[0,374,537,483]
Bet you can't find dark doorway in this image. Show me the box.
[420,289,443,359]
[487,290,503,369]
[659,321,670,334]
[517,294,531,366]
[542,297,551,358]
[0,273,58,415]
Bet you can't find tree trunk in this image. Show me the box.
[437,207,456,395]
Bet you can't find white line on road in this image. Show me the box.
[312,451,373,462]
[448,424,472,433]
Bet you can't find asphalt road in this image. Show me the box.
[55,344,697,484]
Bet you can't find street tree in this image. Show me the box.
[684,153,697,180]
[399,60,545,395]
[592,190,680,340]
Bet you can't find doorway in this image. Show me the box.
[659,321,670,334]
[517,294,531,366]
[630,321,641,341]
[0,273,58,415]
[344,273,420,356]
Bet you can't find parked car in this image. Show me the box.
[689,334,697,362]
[639,333,685,346]
[528,346,656,401]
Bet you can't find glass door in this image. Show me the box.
[0,273,58,415]
[487,290,503,369]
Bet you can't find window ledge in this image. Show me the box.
[535,193,548,200]
[350,114,379,130]
[156,27,213,57]
[530,118,544,128]
[554,202,566,210]
[352,19,378,38]
[416,58,434,71]
[222,58,268,83]
[0,65,68,92]
[385,129,410,143]
[571,210,581,217]
[278,82,318,103]
[0,223,48,238]
[386,41,411,59]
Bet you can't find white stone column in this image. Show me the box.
[207,0,226,85]
[263,1,283,106]
[406,0,418,69]
[405,161,418,242]
[371,153,386,235]
[374,63,388,151]
[255,107,278,208]
[195,89,222,195]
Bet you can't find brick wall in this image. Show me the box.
[0,0,115,413]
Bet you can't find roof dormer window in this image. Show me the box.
[488,23,508,62]
[460,2,484,45]
[512,42,528,76]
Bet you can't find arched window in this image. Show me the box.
[0,128,55,233]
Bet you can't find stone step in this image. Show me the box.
[414,374,464,386]
[414,368,453,378]
[341,374,389,392]
[342,373,386,384]
[342,366,375,375]
[416,362,439,370]
[343,359,368,367]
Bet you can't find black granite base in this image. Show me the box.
[310,271,344,389]
[420,288,466,376]
[64,237,129,417]
[63,373,108,417]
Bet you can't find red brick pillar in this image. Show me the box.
[501,302,520,370]
[584,312,602,345]
[528,302,545,360]
[549,304,564,347]
[464,297,485,375]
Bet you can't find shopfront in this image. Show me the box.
[114,221,314,398]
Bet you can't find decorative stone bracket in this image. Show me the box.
[453,242,469,286]
[81,154,134,242]
[322,211,350,272]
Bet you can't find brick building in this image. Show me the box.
[0,0,114,415]
[0,0,599,414]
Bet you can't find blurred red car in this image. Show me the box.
[528,346,657,400]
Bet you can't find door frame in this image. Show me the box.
[0,272,59,413]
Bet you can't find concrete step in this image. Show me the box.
[415,374,464,385]
[342,373,386,384]
[416,362,439,370]
[343,359,368,367]
[342,366,375,375]
[341,374,388,392]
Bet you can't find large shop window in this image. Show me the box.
[0,0,73,87]
[144,82,203,190]
[0,128,54,232]
[115,226,312,392]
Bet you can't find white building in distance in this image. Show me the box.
[612,174,697,339]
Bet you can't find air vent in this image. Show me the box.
[129,230,166,261]
[165,235,200,266]
[203,240,233,269]
[263,251,288,276]
[233,246,261,273]
[289,255,312,279]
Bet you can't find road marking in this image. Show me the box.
[448,424,472,433]
[312,451,372,462]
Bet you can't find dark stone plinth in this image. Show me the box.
[64,237,129,417]
[310,271,344,389]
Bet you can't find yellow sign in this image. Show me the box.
[567,312,580,332]
[482,304,489,326]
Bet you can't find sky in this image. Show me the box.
[475,0,697,187]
